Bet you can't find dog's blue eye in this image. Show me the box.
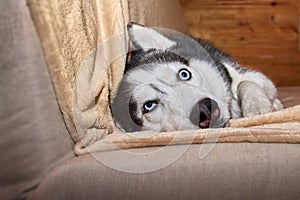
[143,100,158,113]
[178,69,192,81]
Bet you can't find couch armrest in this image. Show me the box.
[0,1,74,199]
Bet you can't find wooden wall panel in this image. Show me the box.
[179,0,300,86]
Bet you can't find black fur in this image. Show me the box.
[129,97,143,127]
[126,49,189,72]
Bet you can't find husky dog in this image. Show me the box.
[111,22,283,132]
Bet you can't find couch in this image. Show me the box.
[1,0,300,200]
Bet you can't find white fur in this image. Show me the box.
[223,62,274,100]
[223,61,283,116]
[112,23,283,132]
[129,24,176,50]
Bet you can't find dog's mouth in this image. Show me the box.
[190,98,221,128]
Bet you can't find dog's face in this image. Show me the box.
[112,23,231,132]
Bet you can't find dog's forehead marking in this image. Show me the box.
[126,62,185,85]
[138,50,190,66]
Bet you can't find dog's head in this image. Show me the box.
[112,23,232,132]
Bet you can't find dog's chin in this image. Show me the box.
[141,120,227,132]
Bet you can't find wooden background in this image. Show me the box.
[179,0,300,86]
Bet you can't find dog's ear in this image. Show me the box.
[127,22,176,51]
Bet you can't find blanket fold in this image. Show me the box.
[75,106,300,154]
[229,105,300,127]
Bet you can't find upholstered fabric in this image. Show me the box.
[29,143,300,200]
[278,87,300,108]
[0,0,74,199]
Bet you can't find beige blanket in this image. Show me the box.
[74,106,300,154]
[27,0,300,155]
[27,0,132,143]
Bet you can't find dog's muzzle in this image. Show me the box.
[190,98,221,128]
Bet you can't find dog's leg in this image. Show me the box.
[237,81,278,117]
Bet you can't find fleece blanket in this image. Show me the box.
[27,0,300,154]
[27,0,132,143]
[74,105,300,154]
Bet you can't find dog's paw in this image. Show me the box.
[238,81,275,117]
[273,98,284,110]
[240,97,274,117]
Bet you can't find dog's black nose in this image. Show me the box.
[190,98,220,128]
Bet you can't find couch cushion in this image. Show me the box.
[0,0,74,199]
[29,143,300,200]
[278,87,300,108]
